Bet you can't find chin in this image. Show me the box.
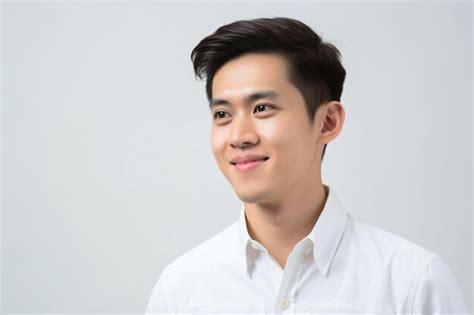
[234,188,268,204]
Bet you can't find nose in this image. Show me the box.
[229,114,259,148]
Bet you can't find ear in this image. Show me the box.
[316,101,345,145]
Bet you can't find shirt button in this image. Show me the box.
[280,297,290,309]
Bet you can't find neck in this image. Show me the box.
[244,181,329,267]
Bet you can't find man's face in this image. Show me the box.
[210,53,324,205]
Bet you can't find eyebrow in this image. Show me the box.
[209,90,281,108]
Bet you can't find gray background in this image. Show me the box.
[1,1,472,313]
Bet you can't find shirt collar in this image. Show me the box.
[237,184,348,278]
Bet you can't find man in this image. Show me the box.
[145,17,469,314]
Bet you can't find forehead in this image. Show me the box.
[211,53,292,101]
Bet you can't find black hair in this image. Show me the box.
[190,17,346,162]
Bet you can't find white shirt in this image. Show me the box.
[145,185,469,315]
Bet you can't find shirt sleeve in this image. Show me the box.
[144,266,173,315]
[412,255,470,315]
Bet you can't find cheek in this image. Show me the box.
[210,129,227,159]
[260,118,301,153]
[262,121,314,169]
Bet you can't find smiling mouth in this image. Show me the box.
[231,157,269,165]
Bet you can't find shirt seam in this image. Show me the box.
[161,265,172,312]
[407,253,440,315]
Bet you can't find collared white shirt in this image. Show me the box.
[145,184,469,314]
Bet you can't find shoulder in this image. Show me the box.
[410,253,469,313]
[155,220,240,302]
[346,214,468,313]
[345,214,437,295]
[146,221,239,312]
[165,220,239,273]
[347,213,437,263]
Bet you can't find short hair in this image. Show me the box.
[190,17,346,162]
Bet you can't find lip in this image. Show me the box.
[233,158,268,173]
[230,154,269,164]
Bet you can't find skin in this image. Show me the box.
[210,52,345,270]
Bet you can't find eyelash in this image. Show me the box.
[213,104,275,120]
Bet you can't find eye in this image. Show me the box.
[213,111,230,120]
[213,104,275,121]
[254,104,274,113]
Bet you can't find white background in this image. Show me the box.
[2,1,472,313]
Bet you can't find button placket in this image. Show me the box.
[274,254,295,313]
[273,241,311,314]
